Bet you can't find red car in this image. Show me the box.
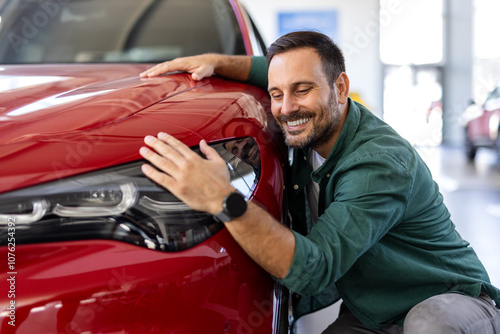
[0,0,288,333]
[463,86,500,162]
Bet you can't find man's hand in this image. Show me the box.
[139,132,234,215]
[139,54,252,82]
[139,133,296,279]
[140,54,220,80]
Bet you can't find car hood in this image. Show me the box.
[0,64,202,144]
[0,64,271,193]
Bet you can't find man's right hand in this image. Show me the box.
[140,54,221,80]
[140,54,252,82]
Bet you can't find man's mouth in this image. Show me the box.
[286,117,311,128]
[242,141,258,160]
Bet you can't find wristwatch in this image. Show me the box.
[214,191,247,223]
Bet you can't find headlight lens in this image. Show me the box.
[0,138,261,251]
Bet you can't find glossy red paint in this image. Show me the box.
[0,1,288,332]
[0,231,275,333]
[0,66,282,194]
[0,65,288,333]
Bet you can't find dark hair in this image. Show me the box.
[266,31,345,87]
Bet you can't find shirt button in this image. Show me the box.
[303,156,307,160]
[326,174,331,178]
[293,184,299,190]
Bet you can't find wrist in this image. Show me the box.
[213,189,248,223]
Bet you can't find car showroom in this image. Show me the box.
[0,0,499,333]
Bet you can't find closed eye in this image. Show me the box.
[296,88,311,95]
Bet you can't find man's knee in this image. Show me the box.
[404,293,500,334]
[404,293,457,332]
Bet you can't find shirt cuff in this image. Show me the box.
[246,56,268,90]
[275,230,324,296]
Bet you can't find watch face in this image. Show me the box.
[225,192,247,218]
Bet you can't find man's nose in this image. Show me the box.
[281,94,298,116]
[237,141,246,152]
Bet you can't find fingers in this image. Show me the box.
[139,133,198,177]
[140,133,234,214]
[139,144,179,179]
[140,62,210,80]
[144,134,184,160]
[141,163,174,189]
[200,139,222,162]
[139,58,192,78]
[140,55,218,79]
[192,65,214,81]
[155,132,199,159]
[139,62,168,78]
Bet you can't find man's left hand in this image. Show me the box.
[139,132,234,215]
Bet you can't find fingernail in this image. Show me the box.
[158,132,167,139]
[139,147,150,155]
[144,135,154,144]
[141,164,152,173]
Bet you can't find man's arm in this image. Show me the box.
[139,132,295,278]
[140,54,252,82]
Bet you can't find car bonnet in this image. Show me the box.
[0,64,270,193]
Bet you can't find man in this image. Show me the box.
[139,31,500,333]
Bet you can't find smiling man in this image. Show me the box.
[140,31,500,333]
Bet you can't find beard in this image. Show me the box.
[277,91,341,150]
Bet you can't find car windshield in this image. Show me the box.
[0,0,246,64]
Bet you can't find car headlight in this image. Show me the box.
[0,138,260,251]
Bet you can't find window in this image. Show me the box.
[0,0,245,64]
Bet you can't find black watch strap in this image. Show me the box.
[214,191,247,223]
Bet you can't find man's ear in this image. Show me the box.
[335,72,350,104]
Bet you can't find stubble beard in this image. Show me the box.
[279,91,341,150]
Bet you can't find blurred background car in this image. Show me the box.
[461,85,500,162]
[0,0,288,333]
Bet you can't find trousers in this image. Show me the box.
[322,293,500,334]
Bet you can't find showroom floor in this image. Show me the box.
[417,145,500,288]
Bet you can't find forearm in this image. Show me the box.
[224,201,295,279]
[212,54,252,82]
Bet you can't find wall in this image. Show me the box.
[240,0,383,117]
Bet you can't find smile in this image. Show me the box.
[287,118,311,127]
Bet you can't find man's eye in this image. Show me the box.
[296,88,311,95]
[271,94,283,100]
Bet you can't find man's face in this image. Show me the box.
[267,48,341,151]
[224,137,261,169]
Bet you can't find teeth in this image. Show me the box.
[249,146,257,157]
[287,118,310,127]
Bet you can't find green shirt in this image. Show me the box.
[248,56,500,330]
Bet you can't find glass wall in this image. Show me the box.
[473,0,500,104]
[379,0,444,147]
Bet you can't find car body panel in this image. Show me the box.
[0,65,280,195]
[2,234,276,333]
[0,65,287,332]
[0,1,289,331]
